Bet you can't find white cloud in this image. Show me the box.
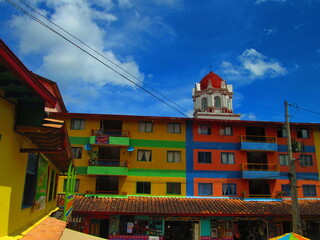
[219,48,287,86]
[264,28,277,36]
[240,49,287,78]
[240,113,257,121]
[8,0,143,90]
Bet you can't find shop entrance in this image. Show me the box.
[164,221,199,240]
[234,221,267,240]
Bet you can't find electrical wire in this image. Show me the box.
[288,103,320,116]
[15,0,194,117]
[5,0,191,118]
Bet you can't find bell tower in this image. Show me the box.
[192,71,241,120]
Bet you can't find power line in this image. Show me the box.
[5,0,191,118]
[16,0,193,116]
[288,103,320,116]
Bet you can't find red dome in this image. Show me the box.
[200,71,223,90]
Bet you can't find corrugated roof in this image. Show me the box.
[73,196,320,217]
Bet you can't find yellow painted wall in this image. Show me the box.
[0,96,62,236]
[66,118,100,137]
[121,176,186,196]
[58,175,96,194]
[128,147,186,170]
[313,126,320,180]
[123,118,186,141]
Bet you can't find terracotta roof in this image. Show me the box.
[73,196,320,217]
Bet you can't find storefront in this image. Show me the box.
[69,196,320,240]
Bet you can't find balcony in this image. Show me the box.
[240,135,277,151]
[241,163,280,179]
[90,129,130,146]
[87,159,129,176]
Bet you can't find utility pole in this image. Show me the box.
[284,101,302,234]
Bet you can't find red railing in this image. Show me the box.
[240,135,277,143]
[89,159,128,167]
[241,163,279,171]
[57,193,65,209]
[91,129,130,137]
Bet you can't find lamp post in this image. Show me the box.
[284,101,302,234]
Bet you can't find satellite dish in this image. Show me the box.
[84,144,92,151]
[127,146,135,152]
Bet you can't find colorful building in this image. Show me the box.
[52,71,320,239]
[0,39,73,238]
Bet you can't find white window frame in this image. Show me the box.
[198,183,213,196]
[279,154,289,166]
[167,122,181,134]
[221,152,235,164]
[300,155,313,167]
[70,118,85,130]
[137,150,152,162]
[198,124,211,135]
[139,121,153,133]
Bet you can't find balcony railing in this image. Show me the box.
[89,159,128,167]
[241,163,280,179]
[240,135,277,151]
[240,135,276,143]
[241,163,279,171]
[92,129,130,137]
[57,193,65,209]
[243,193,273,199]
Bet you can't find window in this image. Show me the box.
[198,183,212,195]
[221,152,235,164]
[198,152,212,164]
[281,184,291,196]
[220,125,233,136]
[303,185,316,197]
[277,127,287,138]
[201,97,207,110]
[167,151,181,163]
[300,155,313,166]
[70,118,85,130]
[72,147,82,159]
[137,150,152,162]
[22,153,38,208]
[167,122,181,134]
[198,124,211,135]
[136,182,151,194]
[214,96,221,108]
[297,128,309,138]
[48,169,56,201]
[139,121,153,133]
[279,154,289,166]
[63,179,80,192]
[222,183,237,196]
[167,182,181,195]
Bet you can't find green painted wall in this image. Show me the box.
[76,166,88,175]
[87,166,128,176]
[130,139,185,148]
[70,137,91,145]
[128,169,185,178]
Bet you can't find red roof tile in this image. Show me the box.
[72,196,320,217]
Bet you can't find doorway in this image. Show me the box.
[164,221,199,240]
[89,219,109,238]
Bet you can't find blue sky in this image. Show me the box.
[1,0,320,123]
